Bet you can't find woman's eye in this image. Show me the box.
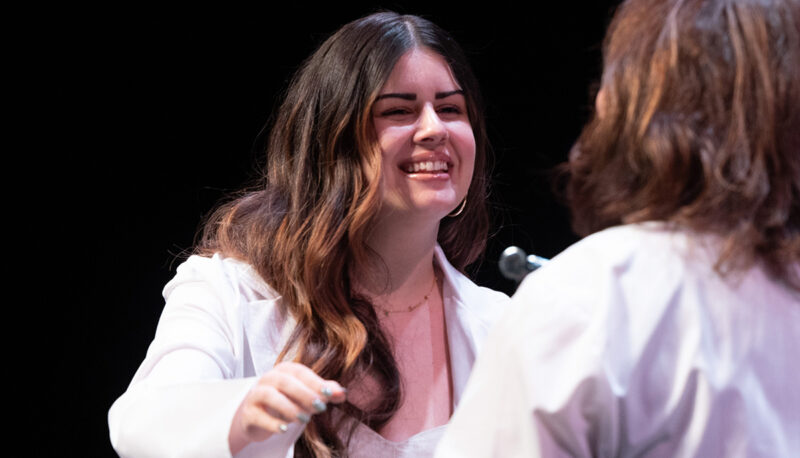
[438,105,464,115]
[380,108,413,116]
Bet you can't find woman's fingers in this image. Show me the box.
[262,368,323,414]
[271,362,348,407]
[245,362,347,430]
[239,391,293,441]
[250,383,311,426]
[319,382,347,404]
[229,362,348,452]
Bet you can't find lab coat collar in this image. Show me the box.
[242,246,496,409]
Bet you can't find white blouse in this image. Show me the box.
[108,246,509,457]
[436,223,800,458]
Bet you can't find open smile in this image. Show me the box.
[400,160,451,174]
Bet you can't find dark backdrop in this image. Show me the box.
[38,2,619,455]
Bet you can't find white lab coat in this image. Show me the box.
[436,222,800,458]
[109,245,510,457]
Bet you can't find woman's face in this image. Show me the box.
[372,48,475,221]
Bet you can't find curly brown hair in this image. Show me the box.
[567,0,800,290]
[196,12,490,457]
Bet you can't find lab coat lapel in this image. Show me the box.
[434,246,484,409]
[236,265,293,378]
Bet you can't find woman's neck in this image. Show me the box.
[357,212,440,300]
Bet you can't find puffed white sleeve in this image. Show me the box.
[108,255,300,458]
[435,258,620,458]
[436,226,719,458]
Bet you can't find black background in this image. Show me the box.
[32,2,619,455]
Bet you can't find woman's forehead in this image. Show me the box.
[379,48,461,94]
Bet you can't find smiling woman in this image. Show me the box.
[107,11,509,458]
[372,48,476,224]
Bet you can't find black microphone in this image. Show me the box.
[498,246,549,283]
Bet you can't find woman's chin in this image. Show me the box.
[380,200,460,220]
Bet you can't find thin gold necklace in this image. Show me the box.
[377,273,438,317]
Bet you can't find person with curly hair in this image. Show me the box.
[437,0,800,455]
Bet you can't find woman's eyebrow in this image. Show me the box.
[375,89,465,101]
[435,89,464,99]
[376,93,416,101]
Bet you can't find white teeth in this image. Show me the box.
[405,161,448,173]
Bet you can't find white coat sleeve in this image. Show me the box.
[108,257,300,458]
[435,268,619,458]
[436,226,727,458]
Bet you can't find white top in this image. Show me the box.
[436,223,800,458]
[108,246,509,457]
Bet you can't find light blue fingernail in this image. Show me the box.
[279,423,289,433]
[297,413,311,423]
[312,398,327,413]
[320,386,333,398]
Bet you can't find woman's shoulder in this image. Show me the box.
[559,222,689,262]
[531,222,693,280]
[165,252,279,302]
[509,223,692,319]
[511,221,794,326]
[153,253,290,375]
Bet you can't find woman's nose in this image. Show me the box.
[413,104,448,145]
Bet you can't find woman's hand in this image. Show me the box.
[228,362,347,454]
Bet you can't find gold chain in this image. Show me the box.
[377,273,438,317]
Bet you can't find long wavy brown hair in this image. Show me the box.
[567,0,800,290]
[196,12,490,457]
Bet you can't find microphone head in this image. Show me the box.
[499,246,529,282]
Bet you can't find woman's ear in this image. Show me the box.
[595,87,607,119]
